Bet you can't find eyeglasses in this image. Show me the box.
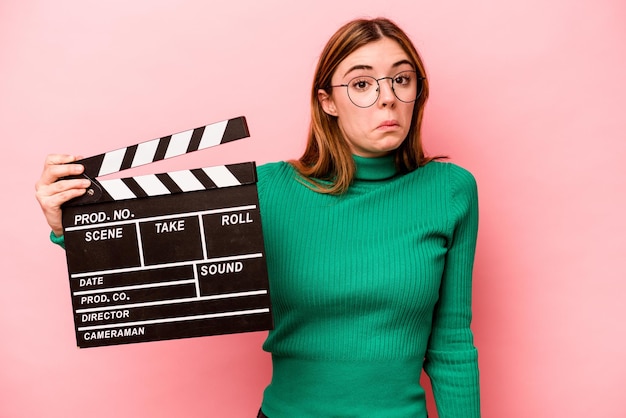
[327,70,424,108]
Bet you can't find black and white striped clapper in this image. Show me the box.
[61,116,273,348]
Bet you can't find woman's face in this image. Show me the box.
[319,37,416,158]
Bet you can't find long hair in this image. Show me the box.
[290,17,436,194]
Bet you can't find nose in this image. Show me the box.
[377,77,396,107]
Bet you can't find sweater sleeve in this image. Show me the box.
[423,164,481,417]
[50,231,66,249]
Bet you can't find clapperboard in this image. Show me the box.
[61,116,273,348]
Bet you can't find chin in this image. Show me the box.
[379,140,404,154]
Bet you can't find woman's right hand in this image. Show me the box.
[35,154,91,237]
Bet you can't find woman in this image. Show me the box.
[36,17,480,418]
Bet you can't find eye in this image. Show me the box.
[349,77,375,92]
[394,72,414,87]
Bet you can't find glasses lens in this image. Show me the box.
[393,71,420,103]
[344,72,423,107]
[346,76,379,107]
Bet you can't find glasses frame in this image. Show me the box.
[327,70,426,108]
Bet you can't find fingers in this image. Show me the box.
[44,154,80,166]
[35,178,89,236]
[38,184,88,211]
[36,154,85,190]
[35,176,91,208]
[38,177,90,196]
[36,154,89,236]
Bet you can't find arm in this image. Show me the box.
[35,154,90,239]
[423,165,480,417]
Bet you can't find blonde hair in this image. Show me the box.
[290,17,436,194]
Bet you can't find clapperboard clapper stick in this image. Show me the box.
[60,116,273,348]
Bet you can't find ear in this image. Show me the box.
[318,89,338,116]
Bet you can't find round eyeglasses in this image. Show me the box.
[327,70,425,108]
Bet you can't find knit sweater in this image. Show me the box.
[257,155,480,417]
[51,155,480,417]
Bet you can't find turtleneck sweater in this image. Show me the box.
[50,155,480,417]
[256,155,480,417]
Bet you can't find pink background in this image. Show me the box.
[1,1,625,417]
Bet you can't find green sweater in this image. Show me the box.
[257,156,480,417]
[51,155,480,416]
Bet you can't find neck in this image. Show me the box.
[353,154,398,181]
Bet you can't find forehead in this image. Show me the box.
[335,37,412,78]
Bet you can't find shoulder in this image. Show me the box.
[406,161,477,196]
[446,162,477,199]
[436,162,478,229]
[257,160,284,173]
[256,161,294,186]
[420,161,477,196]
[420,160,475,181]
[256,161,300,201]
[416,162,478,225]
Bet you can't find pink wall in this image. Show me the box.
[2,1,625,417]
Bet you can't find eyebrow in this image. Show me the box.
[343,59,415,77]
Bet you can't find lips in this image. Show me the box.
[377,120,399,129]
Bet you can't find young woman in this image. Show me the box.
[36,17,480,418]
